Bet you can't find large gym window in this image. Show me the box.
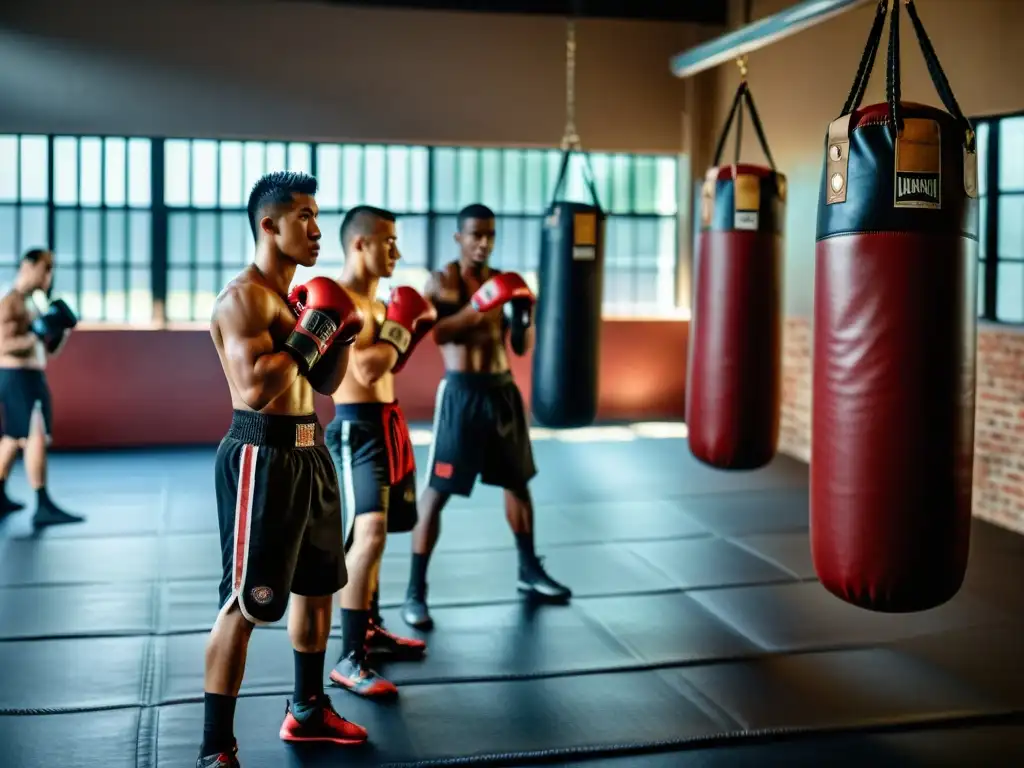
[1,134,683,324]
[975,112,1024,324]
[0,134,154,324]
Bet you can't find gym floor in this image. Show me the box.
[1,428,1023,767]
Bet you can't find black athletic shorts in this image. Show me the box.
[326,401,418,546]
[214,410,346,625]
[0,368,52,440]
[426,371,536,497]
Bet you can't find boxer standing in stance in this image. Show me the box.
[324,206,435,698]
[0,248,82,525]
[200,172,367,768]
[402,204,570,631]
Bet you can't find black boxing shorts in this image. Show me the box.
[214,410,346,625]
[0,368,53,440]
[326,401,418,548]
[426,371,536,497]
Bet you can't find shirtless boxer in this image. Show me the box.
[402,204,570,631]
[199,172,367,768]
[0,248,82,526]
[324,206,436,698]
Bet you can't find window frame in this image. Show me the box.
[0,133,685,324]
[973,110,1024,326]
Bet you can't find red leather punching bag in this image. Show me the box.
[687,80,784,470]
[812,0,979,612]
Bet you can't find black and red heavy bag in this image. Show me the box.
[812,0,979,612]
[686,80,784,470]
[532,148,605,429]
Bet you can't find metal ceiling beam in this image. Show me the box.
[296,0,728,25]
[670,0,873,78]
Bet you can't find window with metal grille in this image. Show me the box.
[0,134,682,323]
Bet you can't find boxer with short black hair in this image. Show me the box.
[0,247,82,526]
[325,205,435,699]
[199,172,367,768]
[402,204,570,631]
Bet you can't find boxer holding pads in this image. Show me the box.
[324,206,436,699]
[0,248,82,525]
[201,172,367,768]
[402,204,571,632]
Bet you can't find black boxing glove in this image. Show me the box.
[32,298,78,354]
[284,277,364,375]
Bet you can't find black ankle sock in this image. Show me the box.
[293,649,325,703]
[201,692,237,756]
[515,532,537,564]
[408,553,429,597]
[36,487,49,505]
[341,609,370,659]
[370,588,381,624]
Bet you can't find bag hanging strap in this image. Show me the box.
[547,13,603,212]
[711,74,779,173]
[841,0,974,151]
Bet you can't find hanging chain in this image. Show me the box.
[561,20,580,150]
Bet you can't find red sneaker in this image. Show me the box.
[366,619,426,660]
[279,695,367,745]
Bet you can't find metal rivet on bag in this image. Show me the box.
[830,173,844,193]
[829,144,842,161]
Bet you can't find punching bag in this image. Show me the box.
[686,79,784,470]
[532,150,605,428]
[812,0,978,612]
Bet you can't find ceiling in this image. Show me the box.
[301,0,729,25]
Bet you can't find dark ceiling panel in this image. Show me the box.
[298,0,729,25]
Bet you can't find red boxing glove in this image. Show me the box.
[471,272,535,313]
[284,277,364,375]
[379,286,437,374]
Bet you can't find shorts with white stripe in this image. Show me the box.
[214,409,346,625]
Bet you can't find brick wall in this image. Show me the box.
[779,317,1024,534]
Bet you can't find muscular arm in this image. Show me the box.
[348,322,400,388]
[0,297,36,356]
[427,272,491,346]
[216,284,301,411]
[307,343,351,396]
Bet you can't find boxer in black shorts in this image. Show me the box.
[323,206,436,699]
[402,204,571,631]
[200,172,367,768]
[0,248,82,526]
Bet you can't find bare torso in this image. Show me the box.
[0,290,45,370]
[431,262,509,374]
[210,265,315,415]
[331,287,395,405]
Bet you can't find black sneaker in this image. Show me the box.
[196,746,240,767]
[402,587,433,630]
[518,556,572,601]
[32,502,84,528]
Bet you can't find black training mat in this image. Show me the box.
[689,580,1014,652]
[559,723,1024,766]
[3,437,1024,768]
[155,671,728,767]
[0,710,143,768]
[676,487,810,536]
[0,535,160,586]
[727,530,817,579]
[377,541,679,608]
[0,582,155,640]
[627,536,795,590]
[0,635,150,711]
[576,592,760,664]
[667,646,1000,732]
